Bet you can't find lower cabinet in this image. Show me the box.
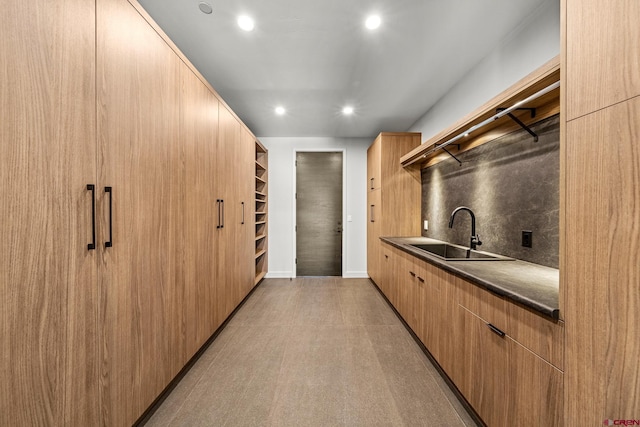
[458,306,563,426]
[375,242,564,426]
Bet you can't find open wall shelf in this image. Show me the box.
[401,56,560,169]
[254,140,268,285]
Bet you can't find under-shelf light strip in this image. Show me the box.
[423,80,560,158]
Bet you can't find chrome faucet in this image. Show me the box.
[449,206,482,250]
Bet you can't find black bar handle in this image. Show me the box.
[487,323,506,338]
[216,199,221,229]
[417,277,425,283]
[87,184,96,250]
[409,271,416,277]
[370,204,375,222]
[370,177,374,190]
[221,199,225,229]
[105,187,113,248]
[241,201,245,224]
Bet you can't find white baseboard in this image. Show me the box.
[266,271,369,279]
[265,271,293,279]
[342,272,370,279]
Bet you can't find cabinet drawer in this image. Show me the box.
[457,277,564,370]
[506,301,564,370]
[459,306,563,427]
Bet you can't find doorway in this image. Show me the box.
[295,151,343,276]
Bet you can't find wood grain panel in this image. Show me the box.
[380,134,422,237]
[367,136,381,191]
[506,302,564,370]
[456,277,507,330]
[180,63,219,362]
[566,0,640,120]
[458,276,564,370]
[367,190,381,284]
[217,105,242,323]
[97,0,183,423]
[565,96,640,423]
[458,306,509,426]
[0,0,98,424]
[416,260,445,362]
[459,306,563,426]
[507,338,563,426]
[296,152,343,276]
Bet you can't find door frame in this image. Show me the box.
[292,148,347,278]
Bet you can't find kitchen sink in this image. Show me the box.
[409,243,513,261]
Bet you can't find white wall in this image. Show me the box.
[259,137,371,278]
[409,0,560,140]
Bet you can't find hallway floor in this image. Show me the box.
[146,278,477,426]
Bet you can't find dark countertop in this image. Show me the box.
[381,236,560,320]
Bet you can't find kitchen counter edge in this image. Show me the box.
[380,237,560,320]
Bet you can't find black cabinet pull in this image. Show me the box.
[87,184,96,250]
[487,323,506,338]
[221,199,225,229]
[104,187,113,248]
[241,201,245,224]
[417,277,425,283]
[370,177,374,190]
[216,199,221,229]
[370,204,375,222]
[409,271,416,277]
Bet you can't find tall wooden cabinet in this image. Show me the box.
[1,0,263,424]
[563,0,640,423]
[97,1,186,422]
[366,133,422,283]
[0,0,99,425]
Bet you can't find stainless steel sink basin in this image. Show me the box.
[409,243,513,261]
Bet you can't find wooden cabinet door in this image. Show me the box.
[458,306,509,426]
[565,96,640,423]
[180,64,219,362]
[216,105,242,321]
[565,0,640,120]
[97,0,184,424]
[367,189,381,283]
[367,136,381,191]
[507,338,563,425]
[0,0,98,425]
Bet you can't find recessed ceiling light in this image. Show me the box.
[237,15,255,31]
[198,2,213,14]
[342,106,354,115]
[275,106,286,115]
[365,15,381,30]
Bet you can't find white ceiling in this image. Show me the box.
[138,0,548,138]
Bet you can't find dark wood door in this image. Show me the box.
[296,152,343,276]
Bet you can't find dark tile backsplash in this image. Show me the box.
[421,114,559,268]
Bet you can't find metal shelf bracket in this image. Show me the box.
[496,107,538,142]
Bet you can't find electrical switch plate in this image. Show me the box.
[522,230,533,248]
[424,220,428,230]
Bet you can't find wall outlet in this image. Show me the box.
[424,220,429,231]
[522,230,533,248]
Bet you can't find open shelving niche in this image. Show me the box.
[255,139,268,284]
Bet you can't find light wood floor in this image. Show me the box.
[145,277,477,426]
